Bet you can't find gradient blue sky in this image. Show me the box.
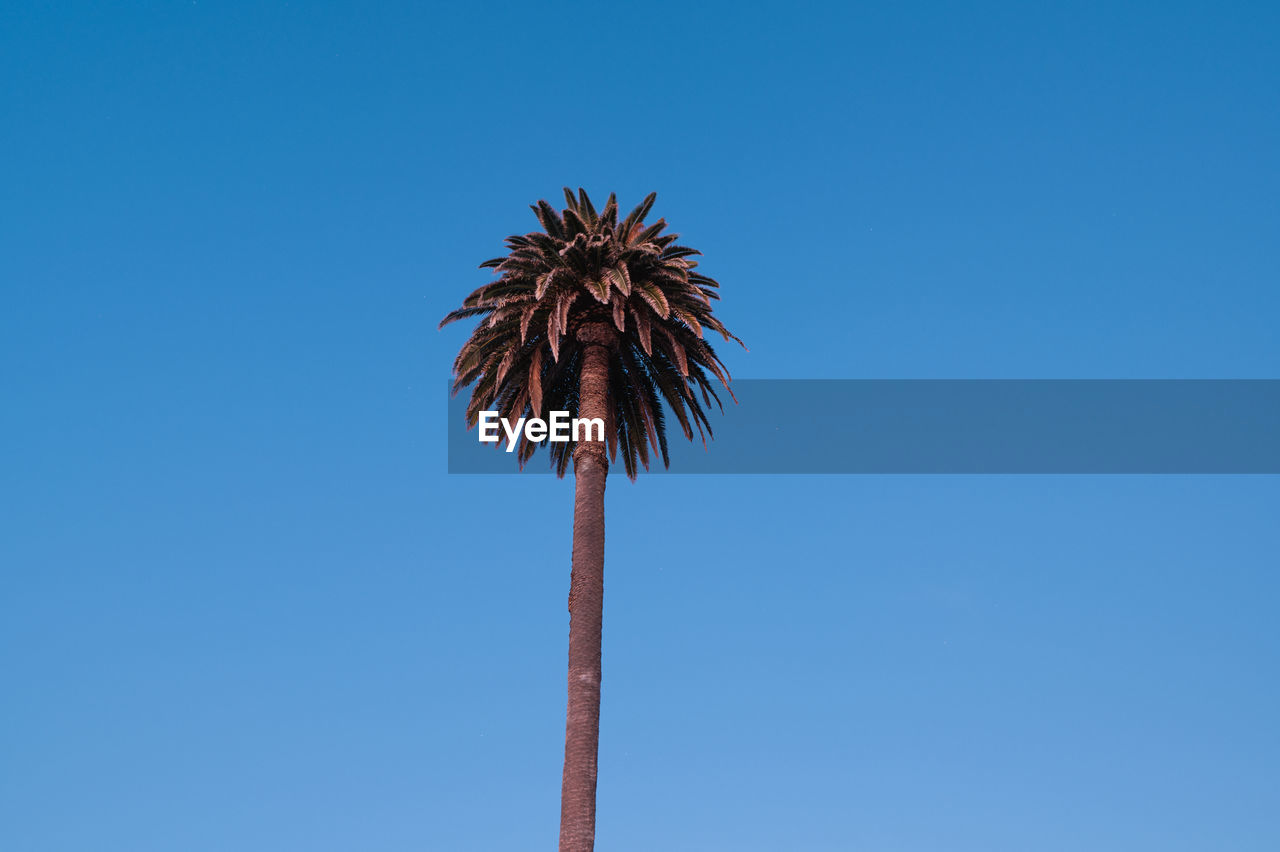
[3,2,1278,850]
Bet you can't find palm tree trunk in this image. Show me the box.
[559,329,612,852]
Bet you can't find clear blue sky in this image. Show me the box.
[3,2,1278,850]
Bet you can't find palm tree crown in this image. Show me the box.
[440,188,744,478]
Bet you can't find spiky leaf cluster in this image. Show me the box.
[440,188,744,478]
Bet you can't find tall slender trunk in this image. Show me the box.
[559,327,612,852]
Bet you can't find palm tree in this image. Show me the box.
[440,188,743,851]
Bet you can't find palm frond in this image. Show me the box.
[440,189,743,479]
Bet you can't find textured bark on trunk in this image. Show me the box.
[559,328,612,852]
